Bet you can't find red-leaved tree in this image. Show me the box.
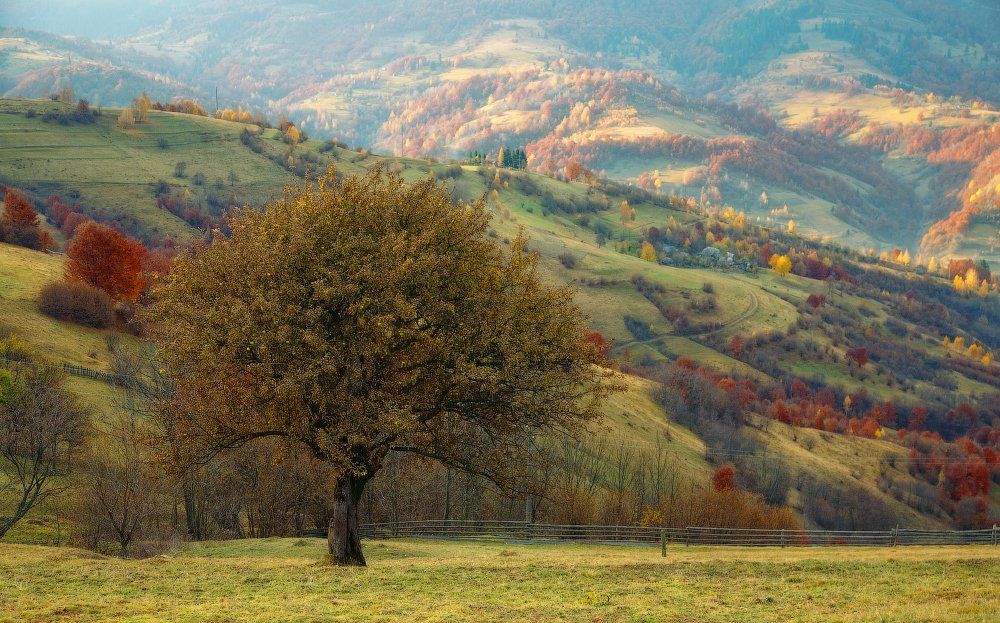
[712,464,736,492]
[806,293,826,308]
[66,222,147,301]
[583,331,612,362]
[847,347,869,367]
[1,188,54,251]
[3,188,38,225]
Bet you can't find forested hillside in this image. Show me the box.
[0,101,996,537]
[1,0,998,266]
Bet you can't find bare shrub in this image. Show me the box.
[75,407,173,558]
[38,281,114,328]
[558,252,578,269]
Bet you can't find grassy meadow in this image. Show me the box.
[0,100,928,381]
[0,538,997,623]
[0,96,987,419]
[0,99,297,241]
[0,242,125,414]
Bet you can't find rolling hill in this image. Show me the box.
[1,1,998,267]
[0,100,996,533]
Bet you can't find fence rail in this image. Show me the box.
[1,355,120,385]
[304,520,1000,547]
[62,363,119,384]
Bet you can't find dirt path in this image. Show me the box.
[615,290,759,351]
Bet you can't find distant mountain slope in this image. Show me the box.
[1,2,998,263]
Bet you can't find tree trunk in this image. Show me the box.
[182,475,200,540]
[328,475,366,566]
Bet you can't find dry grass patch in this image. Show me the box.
[0,539,997,622]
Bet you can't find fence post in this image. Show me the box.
[892,525,898,547]
[661,529,667,557]
[993,524,998,547]
[684,527,690,547]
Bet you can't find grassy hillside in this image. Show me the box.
[0,99,995,532]
[0,242,123,414]
[0,99,296,242]
[5,1,1000,267]
[1,538,997,622]
[750,417,951,529]
[0,100,800,372]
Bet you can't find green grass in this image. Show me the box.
[0,99,835,375]
[0,98,971,411]
[0,99,297,241]
[0,242,116,369]
[0,538,996,622]
[0,242,125,411]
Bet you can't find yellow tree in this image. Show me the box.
[133,93,152,123]
[769,253,792,277]
[117,108,135,129]
[966,267,980,290]
[284,123,301,145]
[640,240,656,261]
[927,256,938,273]
[619,199,631,227]
[953,274,966,293]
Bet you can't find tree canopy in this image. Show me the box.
[66,222,147,302]
[149,166,613,565]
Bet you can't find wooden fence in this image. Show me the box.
[1,355,120,385]
[304,520,1000,547]
[61,363,119,384]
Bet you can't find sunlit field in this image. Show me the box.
[1,539,997,622]
[1,3,999,622]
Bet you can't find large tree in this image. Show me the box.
[149,167,612,565]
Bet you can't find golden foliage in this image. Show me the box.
[640,240,657,262]
[149,164,615,499]
[116,108,135,129]
[769,253,792,277]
